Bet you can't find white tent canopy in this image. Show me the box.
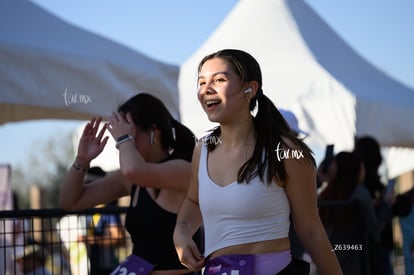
[179,0,414,178]
[0,0,180,124]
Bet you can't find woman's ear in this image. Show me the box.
[245,81,259,99]
[244,81,259,102]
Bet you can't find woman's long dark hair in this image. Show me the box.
[118,93,195,162]
[198,49,315,185]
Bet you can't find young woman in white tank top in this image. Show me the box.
[173,49,343,275]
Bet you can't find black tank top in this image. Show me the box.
[125,185,203,270]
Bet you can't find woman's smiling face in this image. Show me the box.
[197,57,248,123]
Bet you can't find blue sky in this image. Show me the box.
[1,0,413,168]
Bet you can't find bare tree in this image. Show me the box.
[12,130,75,209]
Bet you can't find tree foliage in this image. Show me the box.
[12,129,75,209]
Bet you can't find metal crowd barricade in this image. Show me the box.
[0,201,383,275]
[0,207,131,275]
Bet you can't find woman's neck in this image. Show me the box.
[219,116,255,148]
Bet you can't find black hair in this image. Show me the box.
[353,135,384,197]
[118,93,195,162]
[353,136,382,175]
[198,49,315,184]
[331,151,362,199]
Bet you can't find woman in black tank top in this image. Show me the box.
[60,93,201,274]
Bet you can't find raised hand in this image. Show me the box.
[77,117,109,163]
[107,111,136,140]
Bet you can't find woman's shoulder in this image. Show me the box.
[192,142,203,162]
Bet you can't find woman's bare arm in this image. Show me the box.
[174,145,205,271]
[284,152,343,275]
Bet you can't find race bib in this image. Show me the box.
[204,254,254,275]
[110,255,154,275]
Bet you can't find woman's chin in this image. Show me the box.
[206,114,221,124]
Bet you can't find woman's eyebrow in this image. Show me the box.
[198,71,230,80]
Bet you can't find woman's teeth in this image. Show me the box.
[206,100,220,107]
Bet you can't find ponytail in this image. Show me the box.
[170,119,195,162]
[238,92,315,184]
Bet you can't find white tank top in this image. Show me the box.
[198,144,291,257]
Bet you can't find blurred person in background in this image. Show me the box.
[319,151,392,275]
[354,136,414,275]
[14,242,52,275]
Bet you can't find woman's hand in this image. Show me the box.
[173,224,205,272]
[107,111,136,140]
[77,117,109,163]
